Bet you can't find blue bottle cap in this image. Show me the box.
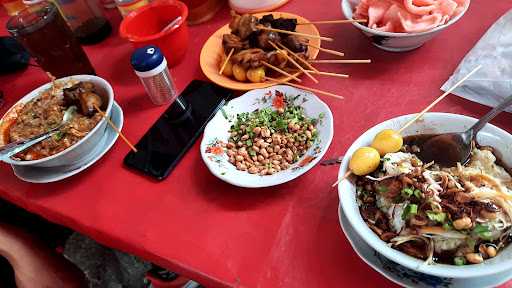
[131,45,165,72]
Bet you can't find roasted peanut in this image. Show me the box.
[453,217,472,230]
[465,253,484,264]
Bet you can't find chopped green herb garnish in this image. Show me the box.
[402,204,418,220]
[401,188,414,198]
[53,131,64,141]
[454,256,466,266]
[413,189,422,199]
[473,224,492,240]
[426,211,446,223]
[382,157,391,162]
[442,222,452,230]
[473,223,489,234]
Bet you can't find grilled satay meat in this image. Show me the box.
[229,11,258,40]
[282,35,309,53]
[257,30,281,50]
[63,81,103,117]
[222,34,249,54]
[267,50,288,69]
[231,48,268,69]
[259,14,298,32]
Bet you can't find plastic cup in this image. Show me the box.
[119,0,189,67]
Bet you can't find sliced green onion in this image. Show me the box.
[442,222,452,230]
[413,189,422,198]
[401,188,413,198]
[402,204,418,220]
[454,256,466,266]
[426,211,446,223]
[480,231,493,240]
[473,223,490,234]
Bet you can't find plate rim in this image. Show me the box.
[199,12,321,91]
[12,101,124,183]
[338,112,512,278]
[200,84,334,188]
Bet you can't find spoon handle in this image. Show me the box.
[471,94,512,133]
[0,125,61,161]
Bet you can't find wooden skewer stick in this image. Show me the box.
[398,65,482,134]
[256,25,333,42]
[303,70,349,79]
[274,41,319,73]
[332,65,483,187]
[93,104,138,153]
[332,171,351,187]
[46,72,57,95]
[262,61,302,82]
[269,41,318,83]
[265,76,344,100]
[218,48,234,75]
[298,19,367,25]
[307,43,344,57]
[309,59,371,64]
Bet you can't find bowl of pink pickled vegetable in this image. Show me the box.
[341,0,470,52]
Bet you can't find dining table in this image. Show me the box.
[1,0,512,287]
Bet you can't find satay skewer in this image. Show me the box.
[262,62,302,82]
[269,41,318,84]
[398,65,482,133]
[306,43,345,57]
[331,65,483,188]
[93,104,138,153]
[309,59,371,64]
[256,25,334,42]
[302,70,349,79]
[298,19,367,25]
[274,41,319,73]
[265,76,344,100]
[219,48,234,75]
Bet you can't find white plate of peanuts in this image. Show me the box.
[201,85,333,188]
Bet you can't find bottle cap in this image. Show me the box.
[131,45,166,72]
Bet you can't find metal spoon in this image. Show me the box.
[161,16,182,34]
[420,94,512,167]
[0,106,77,161]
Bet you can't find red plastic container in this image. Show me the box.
[119,0,189,67]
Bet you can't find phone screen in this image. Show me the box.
[124,80,232,180]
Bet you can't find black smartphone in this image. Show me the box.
[124,80,232,180]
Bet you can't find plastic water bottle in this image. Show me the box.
[131,45,177,106]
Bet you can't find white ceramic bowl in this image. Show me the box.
[341,0,470,52]
[201,85,334,188]
[338,113,512,279]
[0,75,114,168]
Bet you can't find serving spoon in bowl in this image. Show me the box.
[0,106,77,162]
[419,94,512,167]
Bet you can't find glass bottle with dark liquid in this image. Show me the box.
[57,0,112,45]
[7,1,96,78]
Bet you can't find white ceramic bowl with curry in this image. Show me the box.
[0,75,114,169]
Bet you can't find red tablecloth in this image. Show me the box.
[1,1,512,287]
